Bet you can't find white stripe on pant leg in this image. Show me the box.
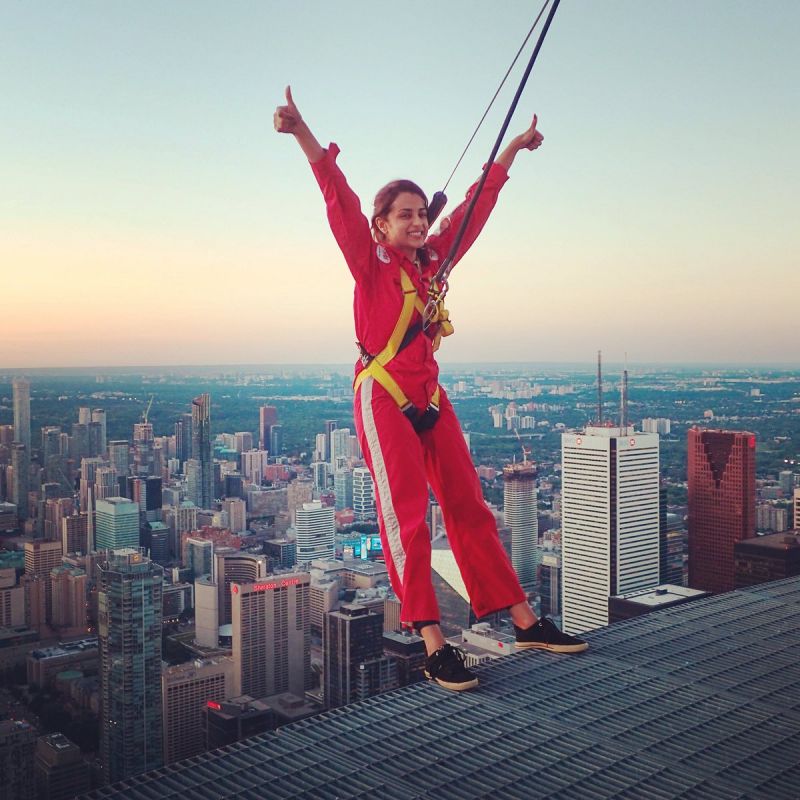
[360,377,406,582]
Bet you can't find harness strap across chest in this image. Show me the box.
[353,267,448,429]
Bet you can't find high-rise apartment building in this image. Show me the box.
[240,449,268,486]
[503,462,539,592]
[62,513,90,555]
[794,488,800,530]
[352,467,376,520]
[191,394,213,509]
[50,566,87,630]
[330,427,351,470]
[561,427,661,634]
[12,377,31,451]
[107,440,130,478]
[132,422,156,477]
[323,603,390,709]
[334,468,353,511]
[10,443,29,521]
[231,573,310,699]
[688,428,756,593]
[222,497,247,534]
[98,549,163,784]
[295,501,336,564]
[161,657,234,765]
[95,497,139,550]
[259,405,278,451]
[269,424,284,458]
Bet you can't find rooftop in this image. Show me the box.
[82,577,800,799]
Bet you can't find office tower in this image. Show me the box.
[269,424,284,458]
[608,585,709,623]
[264,538,297,571]
[95,497,139,550]
[0,720,36,800]
[215,551,268,626]
[34,732,90,800]
[12,377,31,451]
[311,460,329,491]
[107,440,130,478]
[132,422,156,477]
[146,523,170,565]
[79,456,105,511]
[90,408,107,452]
[539,552,561,617]
[688,428,756,593]
[734,530,800,587]
[231,572,311,699]
[161,657,234,765]
[50,566,87,630]
[334,468,353,511]
[222,497,247,534]
[185,459,202,508]
[241,449,268,486]
[191,393,213,508]
[10,443,29,521]
[194,575,219,648]
[94,466,118,501]
[503,462,539,592]
[62,513,89,555]
[382,631,426,686]
[224,472,245,500]
[233,432,253,453]
[561,426,660,634]
[659,485,686,586]
[205,697,275,749]
[329,427,351,469]
[259,405,278,451]
[323,603,390,709]
[352,467,376,520]
[295,501,336,564]
[186,537,214,580]
[174,413,193,466]
[98,549,163,784]
[794,488,800,529]
[314,432,328,463]
[0,568,25,627]
[44,497,74,541]
[41,425,66,487]
[145,476,162,521]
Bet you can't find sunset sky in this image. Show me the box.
[2,1,797,368]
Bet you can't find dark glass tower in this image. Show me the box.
[191,393,213,509]
[98,550,163,784]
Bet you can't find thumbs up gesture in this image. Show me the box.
[274,85,303,134]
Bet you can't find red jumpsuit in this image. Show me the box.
[311,144,526,624]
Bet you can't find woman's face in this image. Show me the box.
[376,192,429,257]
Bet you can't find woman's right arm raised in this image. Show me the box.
[274,86,372,281]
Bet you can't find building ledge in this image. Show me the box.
[83,577,800,799]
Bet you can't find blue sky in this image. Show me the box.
[2,1,797,367]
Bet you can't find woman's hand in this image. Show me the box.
[514,114,544,151]
[274,85,324,162]
[495,113,544,171]
[274,85,303,134]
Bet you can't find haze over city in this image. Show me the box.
[3,1,798,368]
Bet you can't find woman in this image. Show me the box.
[275,86,586,692]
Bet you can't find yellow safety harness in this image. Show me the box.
[353,267,454,432]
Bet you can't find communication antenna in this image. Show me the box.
[596,350,603,426]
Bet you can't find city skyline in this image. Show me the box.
[2,1,798,368]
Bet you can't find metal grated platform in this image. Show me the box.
[82,577,800,799]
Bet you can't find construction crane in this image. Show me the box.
[513,427,532,464]
[142,395,154,424]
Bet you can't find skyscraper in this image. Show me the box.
[561,426,661,634]
[98,549,163,784]
[688,428,756,593]
[34,732,90,800]
[334,468,353,511]
[323,603,390,709]
[352,467,376,520]
[259,405,278,452]
[330,427,351,469]
[10,443,30,521]
[95,498,140,550]
[191,393,213,509]
[91,408,107,455]
[215,551,268,626]
[269,424,284,458]
[231,573,310,699]
[12,377,31,451]
[503,462,539,592]
[295,501,336,564]
[107,440,130,478]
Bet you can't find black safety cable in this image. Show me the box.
[437,0,550,201]
[425,0,561,324]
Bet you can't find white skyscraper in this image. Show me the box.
[330,428,351,470]
[352,467,376,521]
[561,426,660,634]
[503,463,539,592]
[12,377,31,450]
[295,501,335,563]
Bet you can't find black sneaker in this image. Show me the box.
[424,644,479,691]
[515,617,588,653]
